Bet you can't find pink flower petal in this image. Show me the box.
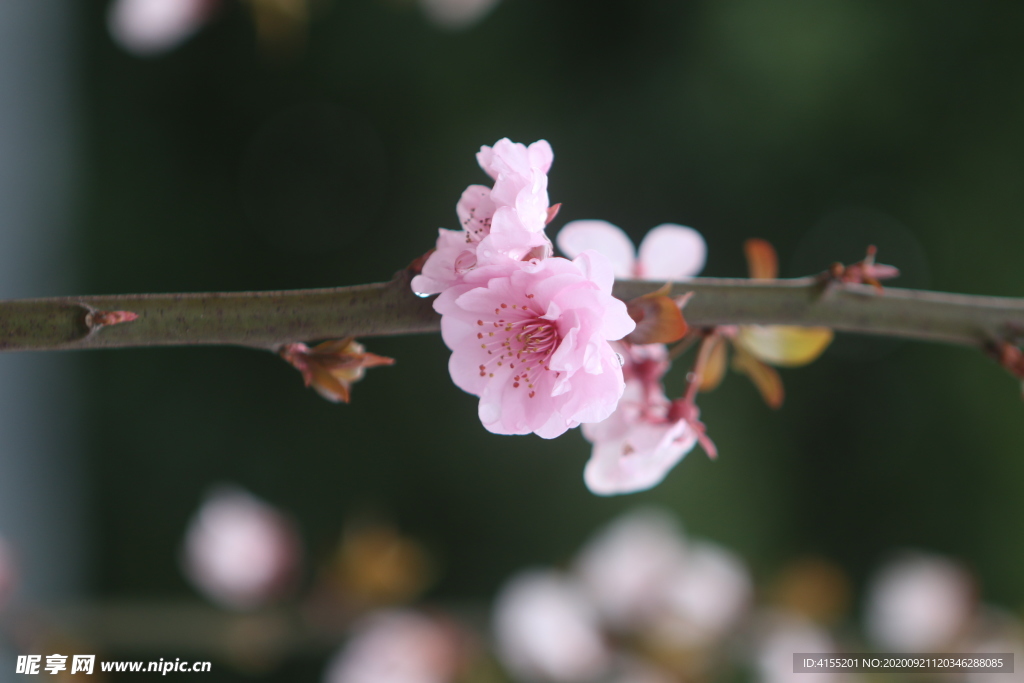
[527,140,554,175]
[455,184,495,241]
[636,224,706,281]
[556,220,637,279]
[411,229,473,296]
[571,250,616,294]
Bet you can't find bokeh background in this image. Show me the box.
[2,0,1024,680]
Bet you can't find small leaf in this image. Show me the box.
[732,347,785,409]
[309,366,352,403]
[699,335,728,392]
[625,285,688,344]
[735,325,834,367]
[744,238,779,280]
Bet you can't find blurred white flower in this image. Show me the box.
[323,610,462,683]
[107,0,217,56]
[864,552,974,652]
[419,0,501,30]
[753,611,842,683]
[652,541,752,647]
[493,570,609,682]
[182,486,301,610]
[573,509,687,629]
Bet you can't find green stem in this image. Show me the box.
[1,268,1022,353]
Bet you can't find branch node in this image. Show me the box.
[818,245,901,295]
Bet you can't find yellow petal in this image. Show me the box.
[732,347,785,409]
[735,325,834,367]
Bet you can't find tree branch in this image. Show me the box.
[1,268,1022,353]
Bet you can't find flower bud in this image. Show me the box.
[280,338,395,403]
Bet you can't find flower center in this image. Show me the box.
[475,297,561,398]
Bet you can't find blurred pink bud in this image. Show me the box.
[0,537,16,610]
[557,221,706,281]
[419,0,502,29]
[323,610,463,683]
[108,0,218,56]
[182,486,301,610]
[493,570,609,682]
[85,309,139,329]
[573,509,687,629]
[864,552,975,651]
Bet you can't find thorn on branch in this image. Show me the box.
[819,245,901,293]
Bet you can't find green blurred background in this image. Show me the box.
[37,0,1024,677]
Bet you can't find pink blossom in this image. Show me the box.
[581,344,697,495]
[323,610,462,683]
[107,0,217,56]
[557,220,706,281]
[181,487,301,610]
[412,139,553,296]
[493,570,610,682]
[435,252,634,438]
